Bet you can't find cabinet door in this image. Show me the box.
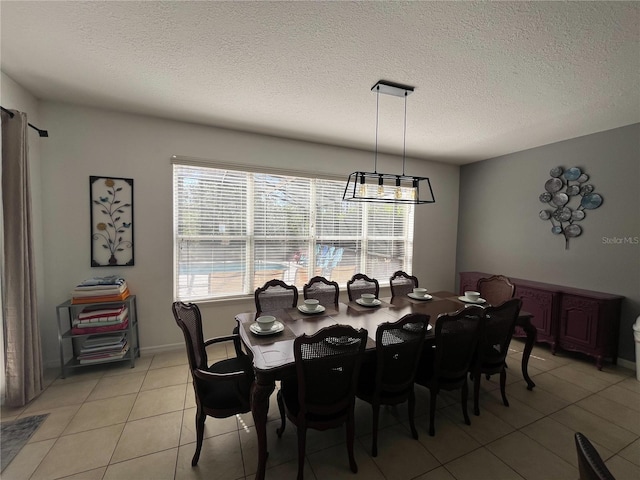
[516,286,557,344]
[559,295,599,350]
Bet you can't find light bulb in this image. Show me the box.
[377,185,384,197]
[359,184,367,197]
[410,179,419,201]
[394,177,402,200]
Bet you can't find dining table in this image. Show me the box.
[235,290,536,480]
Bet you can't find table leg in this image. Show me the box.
[520,319,537,390]
[252,376,275,480]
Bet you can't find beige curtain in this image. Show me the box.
[2,109,43,406]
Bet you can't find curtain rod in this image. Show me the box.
[1,106,49,137]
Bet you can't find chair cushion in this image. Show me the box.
[198,357,252,412]
[479,359,506,375]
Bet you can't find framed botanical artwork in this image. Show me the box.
[90,176,134,266]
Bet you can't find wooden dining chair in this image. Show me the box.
[575,432,616,480]
[254,279,298,314]
[389,270,419,297]
[356,313,430,456]
[476,275,515,306]
[303,276,339,307]
[276,324,368,480]
[172,302,254,466]
[415,305,484,436]
[471,298,522,416]
[346,273,380,301]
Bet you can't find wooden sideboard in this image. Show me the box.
[459,272,623,370]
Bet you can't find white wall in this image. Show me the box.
[1,72,46,398]
[456,124,640,361]
[37,101,460,366]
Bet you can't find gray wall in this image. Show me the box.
[457,124,640,362]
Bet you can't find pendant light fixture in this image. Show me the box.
[342,80,435,204]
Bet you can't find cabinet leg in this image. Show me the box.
[596,356,603,371]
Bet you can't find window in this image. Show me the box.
[173,163,414,301]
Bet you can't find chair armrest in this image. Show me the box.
[205,329,253,363]
[192,367,248,382]
[203,334,239,347]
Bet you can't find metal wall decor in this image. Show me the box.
[539,166,602,249]
[90,176,134,266]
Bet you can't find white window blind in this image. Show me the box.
[174,163,414,301]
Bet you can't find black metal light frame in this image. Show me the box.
[342,80,435,205]
[343,171,435,204]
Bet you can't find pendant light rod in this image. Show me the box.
[402,91,407,176]
[371,80,414,175]
[374,86,380,173]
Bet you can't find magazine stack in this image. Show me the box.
[78,332,130,365]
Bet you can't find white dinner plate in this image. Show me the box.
[407,293,433,301]
[458,296,486,304]
[250,321,285,336]
[356,298,381,307]
[298,304,326,314]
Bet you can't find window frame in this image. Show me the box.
[172,156,414,302]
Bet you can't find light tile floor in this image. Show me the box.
[2,340,639,480]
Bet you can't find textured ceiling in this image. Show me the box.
[1,1,638,164]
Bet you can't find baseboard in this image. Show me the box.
[616,357,636,373]
[139,343,184,356]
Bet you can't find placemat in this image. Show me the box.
[242,321,297,346]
